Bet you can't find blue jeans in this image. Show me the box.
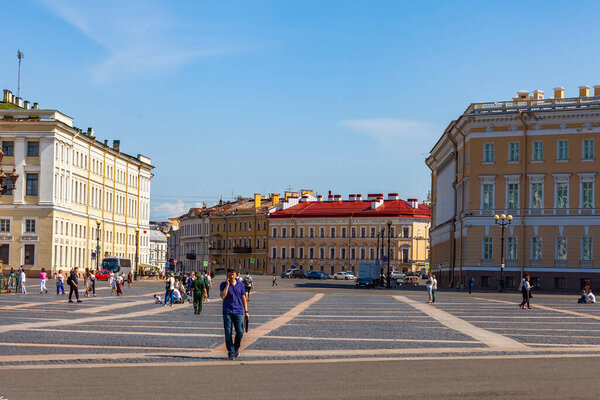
[164,289,174,306]
[56,282,64,294]
[223,313,244,357]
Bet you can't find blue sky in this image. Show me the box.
[1,1,599,220]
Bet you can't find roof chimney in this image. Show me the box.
[317,195,323,202]
[579,85,590,97]
[300,194,310,203]
[356,194,363,201]
[272,193,280,206]
[348,194,356,201]
[16,97,23,107]
[407,198,419,208]
[328,191,334,201]
[387,193,399,200]
[32,102,38,110]
[594,85,600,97]
[87,127,94,137]
[554,87,565,99]
[517,90,529,100]
[24,101,30,109]
[532,90,544,100]
[103,140,109,146]
[334,195,342,202]
[367,193,383,201]
[254,193,261,208]
[371,197,384,209]
[112,139,120,152]
[2,89,10,102]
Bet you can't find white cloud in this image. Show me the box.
[339,119,441,145]
[37,0,241,83]
[152,200,203,218]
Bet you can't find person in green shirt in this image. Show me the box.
[192,272,208,315]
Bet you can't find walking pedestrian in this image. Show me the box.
[204,270,212,301]
[272,273,278,286]
[84,268,92,297]
[519,274,532,310]
[39,268,48,294]
[164,273,175,307]
[432,274,438,303]
[243,272,254,301]
[426,273,433,303]
[468,276,474,294]
[220,268,249,360]
[67,267,81,303]
[192,272,208,315]
[19,267,27,294]
[109,271,116,296]
[90,270,96,297]
[56,269,65,295]
[127,271,134,288]
[116,272,124,296]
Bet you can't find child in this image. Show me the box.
[154,294,163,304]
[56,270,65,295]
[40,268,48,294]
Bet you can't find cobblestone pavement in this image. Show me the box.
[2,276,600,370]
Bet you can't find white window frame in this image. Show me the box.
[531,237,542,261]
[23,217,38,233]
[578,173,596,209]
[582,237,593,261]
[480,175,495,210]
[555,237,567,261]
[506,237,517,260]
[557,139,569,161]
[583,139,594,161]
[553,173,571,209]
[482,237,493,260]
[505,175,520,210]
[483,143,494,163]
[532,141,543,162]
[508,142,520,162]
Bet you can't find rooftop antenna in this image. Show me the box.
[17,50,24,99]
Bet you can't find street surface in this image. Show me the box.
[1,276,600,399]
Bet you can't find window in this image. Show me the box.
[482,184,494,210]
[341,227,347,238]
[507,183,519,209]
[23,244,35,265]
[309,247,314,259]
[556,182,568,208]
[508,142,519,162]
[531,237,542,261]
[482,237,493,260]
[350,248,356,259]
[360,227,366,238]
[370,227,375,238]
[360,248,366,259]
[402,227,410,238]
[583,139,594,160]
[309,228,315,238]
[330,227,335,238]
[351,227,356,238]
[26,141,40,157]
[532,141,543,161]
[554,277,565,290]
[506,237,517,261]
[299,247,304,259]
[2,141,14,156]
[329,248,335,259]
[290,248,295,259]
[281,248,286,259]
[582,237,593,261]
[299,228,304,238]
[0,243,9,264]
[26,174,38,196]
[556,237,567,261]
[319,248,324,259]
[557,140,568,161]
[25,219,36,233]
[340,248,346,259]
[271,247,277,258]
[290,228,295,238]
[580,181,594,209]
[481,276,491,287]
[319,228,325,238]
[483,143,494,163]
[531,183,543,209]
[402,247,409,263]
[0,219,10,232]
[271,227,277,237]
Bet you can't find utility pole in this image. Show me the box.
[17,50,24,99]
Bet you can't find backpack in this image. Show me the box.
[66,275,73,285]
[203,275,209,287]
[244,276,252,286]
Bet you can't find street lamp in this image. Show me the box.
[386,220,392,288]
[0,156,19,196]
[95,220,102,271]
[134,228,139,279]
[379,227,385,287]
[494,213,512,293]
[165,233,170,272]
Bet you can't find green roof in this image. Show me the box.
[0,102,21,110]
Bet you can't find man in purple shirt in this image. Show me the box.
[220,268,249,360]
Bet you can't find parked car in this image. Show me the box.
[343,271,356,280]
[281,269,294,278]
[399,275,421,286]
[306,270,330,279]
[391,271,405,280]
[94,270,111,280]
[291,269,309,279]
[333,272,347,280]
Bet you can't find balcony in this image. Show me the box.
[208,245,224,254]
[186,252,196,260]
[529,260,542,268]
[581,260,594,268]
[233,246,252,254]
[554,260,567,268]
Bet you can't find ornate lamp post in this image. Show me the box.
[379,227,385,287]
[95,220,102,271]
[165,233,170,273]
[386,220,392,288]
[134,228,139,278]
[494,213,512,293]
[0,149,19,195]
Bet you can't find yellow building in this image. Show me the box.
[427,86,600,291]
[0,89,153,275]
[268,192,430,275]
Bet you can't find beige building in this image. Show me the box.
[268,192,430,276]
[427,86,600,291]
[0,89,153,275]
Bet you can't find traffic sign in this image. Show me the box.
[382,256,388,262]
[203,261,208,267]
[250,258,255,264]
[91,252,96,260]
[425,262,430,270]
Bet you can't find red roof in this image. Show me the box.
[270,200,430,219]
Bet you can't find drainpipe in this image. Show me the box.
[517,111,532,279]
[454,124,468,287]
[446,124,459,288]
